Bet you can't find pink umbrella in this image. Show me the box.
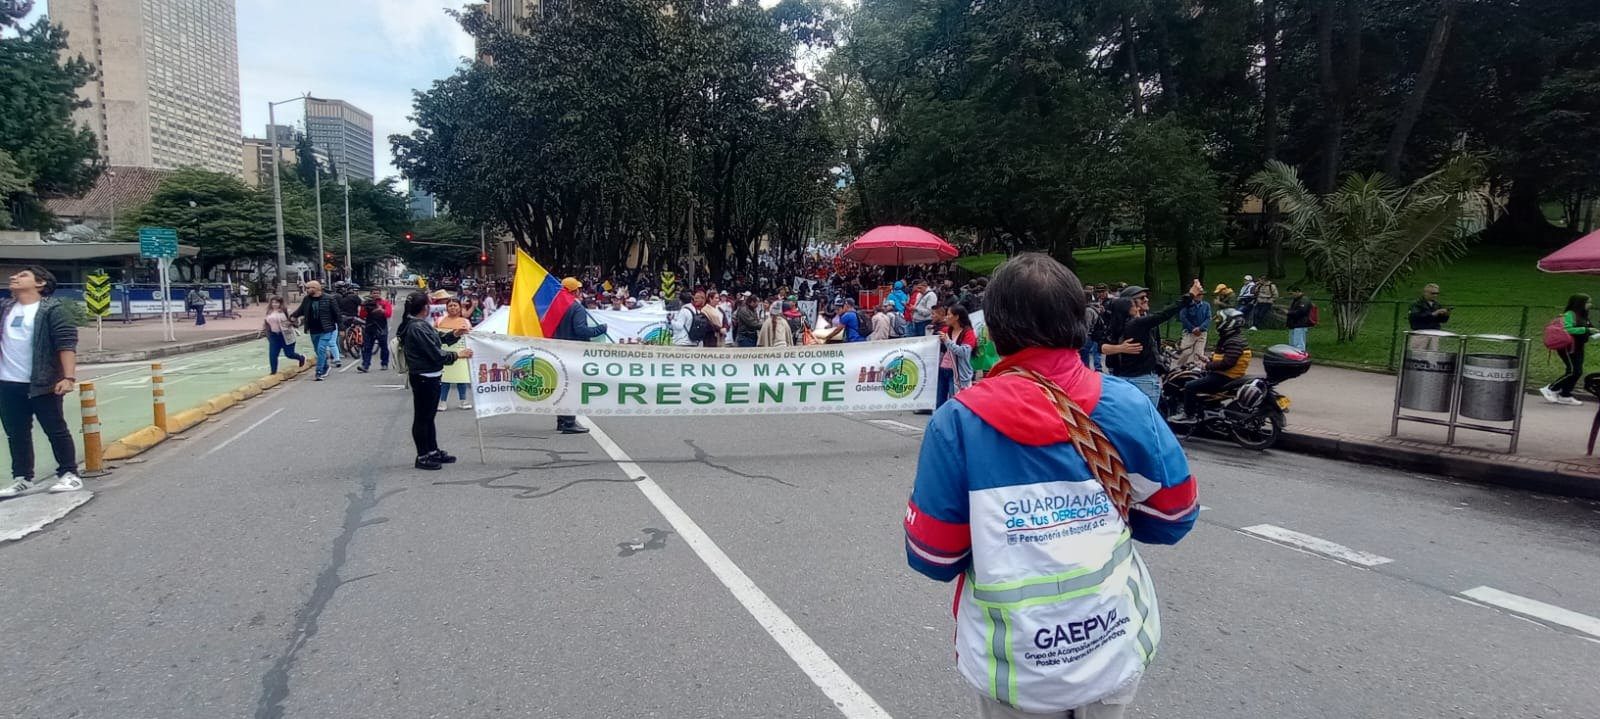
[842,225,959,266]
[1537,229,1600,273]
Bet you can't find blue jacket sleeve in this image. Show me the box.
[1094,384,1199,545]
[904,411,973,581]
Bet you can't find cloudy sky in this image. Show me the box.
[24,0,478,185]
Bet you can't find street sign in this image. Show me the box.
[84,273,112,318]
[137,227,178,259]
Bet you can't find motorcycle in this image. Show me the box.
[1157,343,1310,450]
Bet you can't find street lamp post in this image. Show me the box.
[314,162,325,282]
[342,175,352,281]
[267,93,327,296]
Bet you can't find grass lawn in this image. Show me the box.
[1043,243,1599,386]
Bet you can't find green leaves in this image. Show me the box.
[1249,155,1486,340]
[0,18,102,230]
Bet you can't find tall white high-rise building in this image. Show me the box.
[54,0,242,175]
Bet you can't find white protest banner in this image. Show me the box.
[588,308,673,344]
[466,335,939,417]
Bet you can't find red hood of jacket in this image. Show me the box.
[953,347,1102,447]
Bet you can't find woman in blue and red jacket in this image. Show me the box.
[903,253,1198,717]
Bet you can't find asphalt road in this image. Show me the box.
[2,367,1598,718]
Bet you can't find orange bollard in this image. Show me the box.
[151,362,167,431]
[80,381,105,474]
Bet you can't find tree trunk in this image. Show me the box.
[1316,0,1345,194]
[1381,0,1457,178]
[1332,299,1371,342]
[1261,0,1285,277]
[1122,15,1144,116]
[1142,229,1158,296]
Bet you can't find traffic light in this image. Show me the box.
[479,252,488,263]
[324,251,333,261]
[404,231,414,242]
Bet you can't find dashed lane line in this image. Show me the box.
[1458,586,1600,641]
[1238,524,1394,567]
[583,418,893,719]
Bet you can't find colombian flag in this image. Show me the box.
[508,247,575,338]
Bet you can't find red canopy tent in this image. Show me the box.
[842,225,959,266]
[1537,229,1600,273]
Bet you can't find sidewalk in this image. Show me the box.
[1274,364,1600,499]
[78,304,268,363]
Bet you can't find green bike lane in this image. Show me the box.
[0,340,284,477]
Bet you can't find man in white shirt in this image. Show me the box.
[0,266,83,497]
[670,292,699,347]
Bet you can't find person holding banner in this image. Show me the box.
[397,292,472,471]
[435,299,474,411]
[553,278,607,434]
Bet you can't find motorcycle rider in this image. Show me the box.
[1169,308,1252,424]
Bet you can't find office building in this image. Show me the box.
[54,0,242,175]
[485,0,538,34]
[408,188,438,219]
[304,99,375,183]
[240,137,318,189]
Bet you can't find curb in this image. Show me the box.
[101,364,305,460]
[80,330,263,365]
[1278,427,1600,501]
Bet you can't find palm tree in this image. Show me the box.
[1249,156,1487,342]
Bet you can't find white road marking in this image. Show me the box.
[204,408,286,457]
[582,418,892,719]
[1459,586,1600,640]
[1238,524,1393,567]
[867,419,922,433]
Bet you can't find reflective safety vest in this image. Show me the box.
[953,494,1161,712]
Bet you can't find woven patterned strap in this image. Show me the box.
[996,367,1134,522]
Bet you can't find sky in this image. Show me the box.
[23,0,479,185]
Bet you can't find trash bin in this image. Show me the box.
[1400,348,1458,412]
[1459,354,1520,421]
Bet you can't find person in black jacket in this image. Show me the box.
[396,292,471,470]
[1170,309,1251,423]
[290,281,343,380]
[1101,280,1201,405]
[1284,287,1314,351]
[554,277,607,434]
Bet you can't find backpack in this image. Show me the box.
[391,319,410,373]
[1307,304,1320,327]
[688,309,712,343]
[1544,316,1575,352]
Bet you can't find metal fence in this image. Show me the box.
[1160,299,1573,387]
[0,283,242,321]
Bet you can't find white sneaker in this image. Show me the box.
[0,477,32,498]
[436,401,448,412]
[1557,396,1583,406]
[459,401,472,410]
[49,472,83,492]
[1540,386,1559,403]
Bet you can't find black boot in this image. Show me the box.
[415,455,442,470]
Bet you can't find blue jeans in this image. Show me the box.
[911,320,930,337]
[439,383,469,401]
[267,331,304,374]
[936,367,955,410]
[361,327,390,369]
[192,306,205,325]
[1123,373,1162,407]
[1289,327,1308,351]
[312,331,337,376]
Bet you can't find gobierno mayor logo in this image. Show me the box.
[478,348,566,403]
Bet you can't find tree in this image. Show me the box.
[1120,117,1225,292]
[398,216,481,273]
[0,18,102,230]
[120,168,317,279]
[1250,155,1486,341]
[0,149,30,229]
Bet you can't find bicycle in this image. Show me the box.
[339,319,364,358]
